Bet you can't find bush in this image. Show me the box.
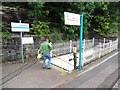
[0,22,11,39]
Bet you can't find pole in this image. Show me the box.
[103,38,105,48]
[93,38,95,47]
[70,40,72,53]
[73,45,77,69]
[20,20,24,63]
[79,14,83,70]
[99,43,101,58]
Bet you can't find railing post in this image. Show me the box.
[70,40,72,53]
[82,43,85,66]
[103,38,105,48]
[116,38,118,49]
[83,39,85,49]
[73,45,77,69]
[109,40,112,52]
[99,43,101,58]
[92,38,95,47]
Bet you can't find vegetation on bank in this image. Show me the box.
[2,2,119,42]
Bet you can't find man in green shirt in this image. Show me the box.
[39,37,52,69]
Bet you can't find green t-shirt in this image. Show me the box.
[39,42,52,54]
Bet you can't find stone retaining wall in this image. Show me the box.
[2,37,41,62]
[1,36,118,63]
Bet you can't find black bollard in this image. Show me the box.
[73,45,77,69]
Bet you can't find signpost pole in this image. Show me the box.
[79,14,83,70]
[64,12,84,71]
[19,20,24,63]
[11,21,29,63]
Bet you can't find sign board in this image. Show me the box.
[64,12,80,26]
[11,22,29,32]
[22,37,34,44]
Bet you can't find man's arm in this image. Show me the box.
[39,44,43,54]
[48,42,52,51]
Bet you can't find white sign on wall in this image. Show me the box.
[11,22,29,32]
[64,12,80,26]
[22,37,34,44]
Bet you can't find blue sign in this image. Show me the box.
[11,22,29,32]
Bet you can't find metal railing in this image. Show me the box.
[82,39,118,65]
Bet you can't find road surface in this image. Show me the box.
[2,50,119,88]
[58,51,119,88]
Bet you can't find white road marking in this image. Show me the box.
[76,52,118,77]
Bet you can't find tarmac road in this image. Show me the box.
[59,51,119,88]
[2,50,119,88]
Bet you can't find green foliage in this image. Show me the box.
[0,22,11,39]
[2,2,28,9]
[62,25,79,40]
[45,2,118,39]
[51,28,61,42]
[30,21,50,38]
[28,2,49,20]
[88,2,111,37]
[107,2,119,35]
[2,2,119,41]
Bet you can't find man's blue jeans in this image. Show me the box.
[42,54,51,68]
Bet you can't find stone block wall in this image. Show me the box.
[2,36,42,62]
[2,37,21,61]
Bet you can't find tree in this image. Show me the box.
[88,2,110,38]
[2,2,119,41]
[107,2,119,37]
[1,22,11,39]
[30,21,50,37]
[27,2,49,21]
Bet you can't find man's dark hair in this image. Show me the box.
[45,36,49,41]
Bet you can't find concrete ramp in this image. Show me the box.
[51,49,94,72]
[51,54,79,71]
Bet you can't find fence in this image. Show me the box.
[52,38,118,67]
[52,38,117,56]
[1,37,118,63]
[51,38,118,72]
[82,38,118,65]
